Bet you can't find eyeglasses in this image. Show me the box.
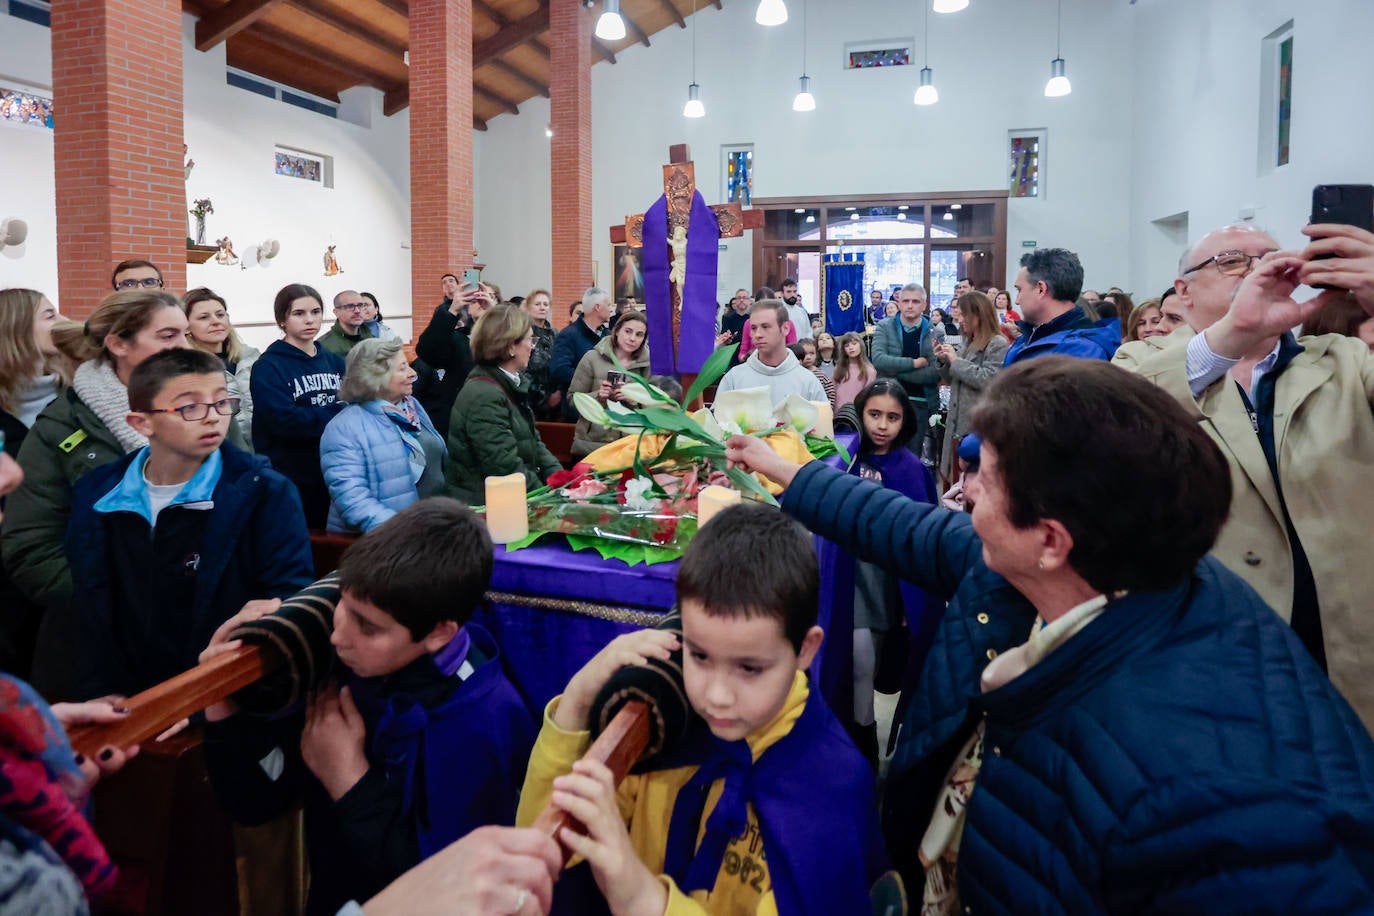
[143,398,241,421]
[1182,250,1274,277]
[337,303,368,312]
[115,277,164,290]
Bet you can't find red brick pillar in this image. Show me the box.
[549,0,593,329]
[409,0,474,339]
[51,0,185,318]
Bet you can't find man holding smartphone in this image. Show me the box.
[1126,216,1374,734]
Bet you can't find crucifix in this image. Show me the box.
[610,144,763,391]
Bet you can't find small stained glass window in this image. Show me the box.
[1276,35,1293,167]
[0,86,52,129]
[1009,131,1043,199]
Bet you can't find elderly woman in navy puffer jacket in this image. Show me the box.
[726,356,1374,914]
[320,339,447,533]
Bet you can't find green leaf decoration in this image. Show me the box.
[502,530,549,551]
[684,343,739,406]
[636,407,717,444]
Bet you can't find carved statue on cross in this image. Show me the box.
[610,144,764,382]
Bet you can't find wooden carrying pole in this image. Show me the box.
[66,645,271,758]
[531,699,651,865]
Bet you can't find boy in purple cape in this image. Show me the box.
[202,499,536,916]
[518,503,888,915]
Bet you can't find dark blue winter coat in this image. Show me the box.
[66,443,315,700]
[1004,304,1119,365]
[783,460,1374,913]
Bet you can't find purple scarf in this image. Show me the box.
[641,191,720,375]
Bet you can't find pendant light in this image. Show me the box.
[1044,0,1072,97]
[913,0,938,105]
[683,0,705,118]
[595,0,627,42]
[792,0,814,111]
[933,0,969,11]
[755,0,788,26]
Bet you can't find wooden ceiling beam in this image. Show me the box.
[528,38,551,59]
[472,0,508,27]
[473,4,551,65]
[371,0,409,17]
[621,9,651,47]
[252,23,395,88]
[288,0,407,57]
[709,0,721,8]
[474,82,519,115]
[591,37,616,64]
[656,0,686,29]
[487,59,549,98]
[381,85,487,130]
[195,0,286,50]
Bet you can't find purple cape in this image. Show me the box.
[642,190,720,375]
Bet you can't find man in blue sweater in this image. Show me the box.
[549,286,612,420]
[1005,247,1119,364]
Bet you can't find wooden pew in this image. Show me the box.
[538,421,577,468]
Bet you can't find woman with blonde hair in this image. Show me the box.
[444,303,561,503]
[832,332,877,409]
[1123,298,1164,343]
[182,287,260,441]
[935,291,1009,485]
[2,289,189,694]
[0,289,72,454]
[522,288,559,417]
[320,339,446,533]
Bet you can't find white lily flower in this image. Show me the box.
[618,381,675,407]
[572,391,612,427]
[690,407,726,442]
[773,394,819,435]
[712,387,774,434]
[623,476,658,511]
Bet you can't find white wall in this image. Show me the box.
[0,14,58,296]
[1128,0,1374,295]
[0,12,413,351]
[475,0,1138,300]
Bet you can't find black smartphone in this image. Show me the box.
[1310,185,1374,289]
[605,370,626,388]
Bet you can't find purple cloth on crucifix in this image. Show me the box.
[642,190,720,375]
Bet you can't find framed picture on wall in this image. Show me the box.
[612,243,644,302]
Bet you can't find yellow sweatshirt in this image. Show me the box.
[516,672,812,915]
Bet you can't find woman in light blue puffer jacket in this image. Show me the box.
[321,339,447,533]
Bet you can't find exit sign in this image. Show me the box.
[1021,240,1037,248]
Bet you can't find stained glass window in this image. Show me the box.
[1276,35,1292,167]
[1009,132,1042,199]
[848,47,911,69]
[275,150,322,182]
[0,87,52,129]
[722,145,753,206]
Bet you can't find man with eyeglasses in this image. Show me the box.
[1005,248,1119,365]
[716,288,753,349]
[111,259,165,291]
[1127,221,1374,733]
[319,289,376,358]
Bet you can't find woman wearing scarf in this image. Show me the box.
[321,340,446,533]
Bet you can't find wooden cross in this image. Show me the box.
[609,144,763,386]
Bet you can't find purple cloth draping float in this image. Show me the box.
[478,434,863,720]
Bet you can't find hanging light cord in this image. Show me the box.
[692,0,698,82]
[801,0,807,72]
[923,1,930,66]
[1056,0,1062,57]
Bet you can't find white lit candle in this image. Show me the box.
[484,473,529,543]
[810,400,834,438]
[697,485,741,527]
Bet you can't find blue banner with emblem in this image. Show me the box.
[823,252,866,336]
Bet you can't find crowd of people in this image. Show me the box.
[3,216,1374,913]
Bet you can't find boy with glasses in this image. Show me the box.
[63,348,314,700]
[111,259,165,291]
